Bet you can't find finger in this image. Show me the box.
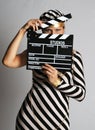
[35,20,43,30]
[44,63,57,71]
[43,69,52,77]
[42,65,51,72]
[44,63,54,69]
[26,19,42,31]
[27,19,37,29]
[42,66,57,77]
[32,24,36,31]
[42,65,52,71]
[42,65,57,75]
[35,22,39,31]
[37,19,43,26]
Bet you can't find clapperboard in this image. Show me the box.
[26,14,73,73]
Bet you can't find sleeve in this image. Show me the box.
[56,51,86,102]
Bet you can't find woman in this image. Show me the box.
[2,9,86,130]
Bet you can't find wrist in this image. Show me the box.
[21,23,30,33]
[53,78,62,87]
[18,27,27,36]
[20,27,26,34]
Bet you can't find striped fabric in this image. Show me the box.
[16,51,86,130]
[39,9,64,22]
[39,9,72,29]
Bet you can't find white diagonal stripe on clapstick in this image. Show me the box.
[39,33,49,38]
[49,34,59,39]
[48,20,59,25]
[39,34,70,39]
[59,34,69,39]
[41,23,49,28]
[41,16,69,29]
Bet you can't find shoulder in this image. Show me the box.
[72,50,83,65]
[73,50,82,58]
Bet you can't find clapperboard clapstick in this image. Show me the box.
[27,13,72,32]
[41,13,72,29]
[26,14,73,73]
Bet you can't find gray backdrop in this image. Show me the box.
[0,0,95,130]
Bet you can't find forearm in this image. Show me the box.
[55,51,86,101]
[56,72,86,101]
[2,28,26,65]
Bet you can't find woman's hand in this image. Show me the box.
[22,19,42,32]
[42,64,61,87]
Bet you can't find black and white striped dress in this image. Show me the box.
[16,51,86,130]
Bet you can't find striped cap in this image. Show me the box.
[39,9,64,22]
